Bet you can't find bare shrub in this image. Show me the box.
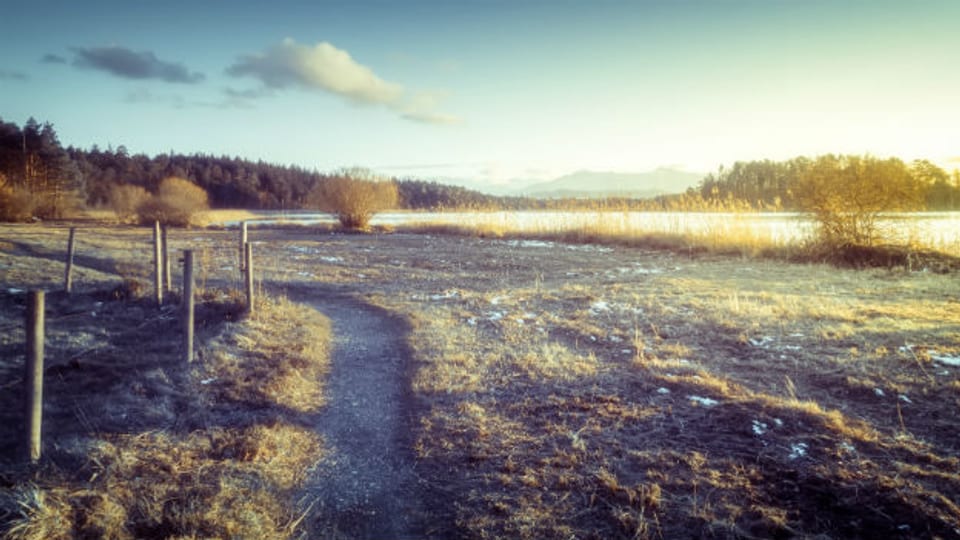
[794,155,925,247]
[307,168,398,230]
[0,183,35,222]
[109,184,151,223]
[136,177,210,227]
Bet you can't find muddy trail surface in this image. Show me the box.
[303,295,426,539]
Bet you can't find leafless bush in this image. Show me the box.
[307,168,398,229]
[0,182,35,222]
[135,177,210,227]
[109,184,152,223]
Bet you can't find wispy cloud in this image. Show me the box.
[0,69,28,81]
[40,54,67,64]
[124,88,253,110]
[401,111,462,126]
[223,86,275,100]
[72,46,204,84]
[227,38,460,125]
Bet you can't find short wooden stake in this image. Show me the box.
[25,290,44,463]
[162,225,172,292]
[153,221,163,306]
[183,250,195,363]
[64,227,76,293]
[239,221,248,272]
[244,242,254,313]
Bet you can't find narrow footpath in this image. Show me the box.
[304,297,425,539]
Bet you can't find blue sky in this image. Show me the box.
[1,0,958,190]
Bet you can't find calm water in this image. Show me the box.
[233,211,960,252]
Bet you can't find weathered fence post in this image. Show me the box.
[162,224,172,293]
[244,242,254,313]
[24,290,44,463]
[183,250,195,363]
[64,227,76,293]
[153,221,163,306]
[239,221,248,272]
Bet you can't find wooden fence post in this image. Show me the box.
[24,290,44,463]
[245,242,254,313]
[162,224,172,293]
[153,221,163,306]
[239,221,248,272]
[183,250,195,363]
[64,227,76,293]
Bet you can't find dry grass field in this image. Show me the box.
[1,220,959,538]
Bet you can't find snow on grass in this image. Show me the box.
[788,442,809,460]
[589,300,610,313]
[687,395,719,407]
[931,353,960,367]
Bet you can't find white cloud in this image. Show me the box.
[227,38,402,105]
[227,39,459,125]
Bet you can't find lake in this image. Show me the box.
[230,211,960,253]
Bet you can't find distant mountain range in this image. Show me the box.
[515,168,704,198]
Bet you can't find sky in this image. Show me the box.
[1,0,958,191]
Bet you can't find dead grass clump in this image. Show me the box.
[1,291,331,539]
[198,295,331,413]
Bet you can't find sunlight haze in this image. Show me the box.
[1,0,957,191]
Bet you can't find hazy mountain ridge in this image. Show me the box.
[517,168,704,198]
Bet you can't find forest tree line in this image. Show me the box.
[3,116,960,222]
[694,156,960,211]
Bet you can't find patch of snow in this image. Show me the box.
[932,353,960,367]
[687,395,719,407]
[788,442,809,460]
[839,442,856,454]
[657,387,671,395]
[319,256,344,263]
[898,394,912,404]
[749,336,775,347]
[609,335,623,343]
[200,378,217,385]
[590,300,610,313]
[466,317,477,326]
[773,418,784,428]
[622,349,632,355]
[874,388,885,397]
[505,239,555,249]
[430,290,459,301]
[752,420,769,436]
[489,295,505,305]
[564,244,614,252]
[487,311,505,321]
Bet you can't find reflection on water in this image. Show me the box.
[228,211,960,253]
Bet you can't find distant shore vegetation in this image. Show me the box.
[2,115,959,248]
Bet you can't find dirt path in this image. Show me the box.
[304,295,425,539]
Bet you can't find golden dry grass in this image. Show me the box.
[374,244,960,538]
[1,291,331,539]
[3,222,960,539]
